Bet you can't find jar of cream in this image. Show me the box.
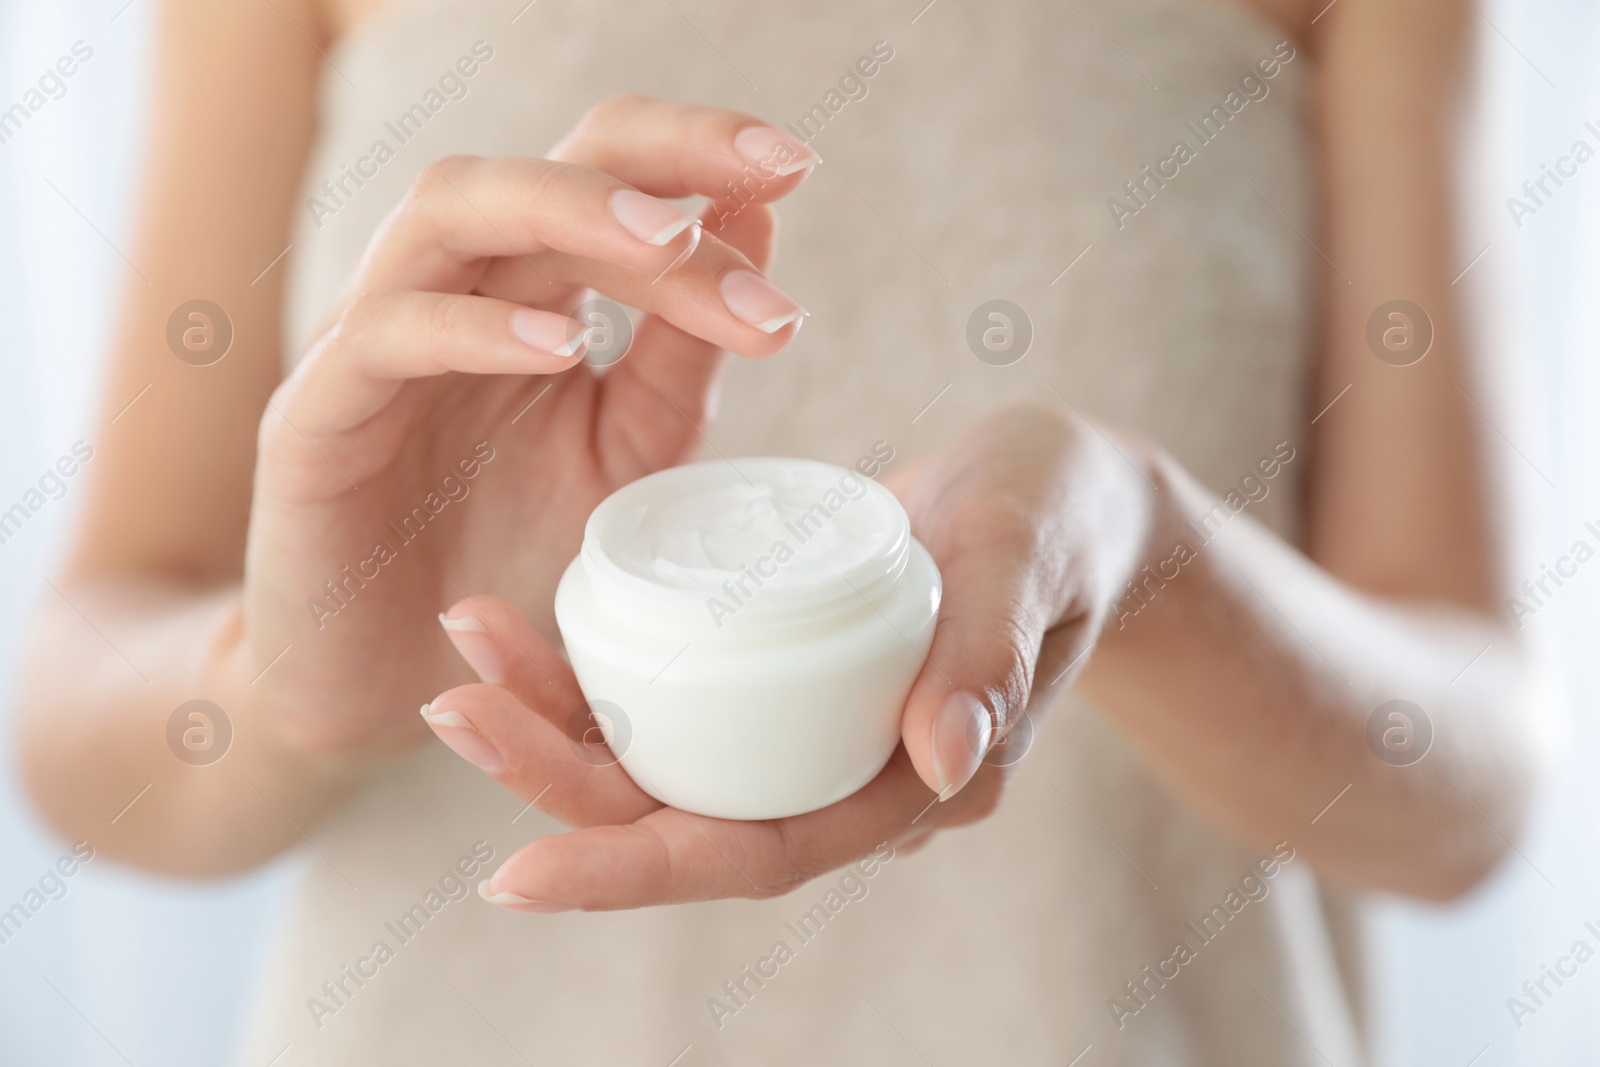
[554,457,941,820]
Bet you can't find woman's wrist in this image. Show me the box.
[211,592,391,801]
[1084,443,1205,646]
[1049,418,1172,643]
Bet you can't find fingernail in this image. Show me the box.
[720,269,807,333]
[438,611,505,684]
[932,691,991,801]
[421,703,505,774]
[733,125,820,177]
[510,308,590,358]
[610,188,699,246]
[477,879,574,913]
[650,222,702,285]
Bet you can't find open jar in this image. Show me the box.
[553,457,941,820]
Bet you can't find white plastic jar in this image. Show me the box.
[554,457,941,820]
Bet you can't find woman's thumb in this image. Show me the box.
[900,550,1048,800]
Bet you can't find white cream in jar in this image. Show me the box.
[554,457,941,820]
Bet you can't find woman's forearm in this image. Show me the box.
[1080,452,1543,901]
[16,579,369,875]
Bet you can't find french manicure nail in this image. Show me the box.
[509,308,589,358]
[421,703,505,774]
[477,880,574,913]
[438,611,505,684]
[720,269,807,333]
[932,691,992,801]
[649,222,702,286]
[733,125,821,177]
[610,188,699,246]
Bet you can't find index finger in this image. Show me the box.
[551,93,819,203]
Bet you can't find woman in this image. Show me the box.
[17,0,1542,1062]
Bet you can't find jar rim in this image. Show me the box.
[579,458,913,639]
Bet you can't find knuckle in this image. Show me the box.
[500,744,535,782]
[983,501,1042,555]
[582,91,649,131]
[425,293,474,339]
[413,153,475,196]
[988,614,1038,725]
[514,157,575,207]
[752,865,814,900]
[747,878,794,901]
[939,482,1038,560]
[563,93,650,161]
[254,379,296,453]
[754,825,819,899]
[329,289,384,352]
[939,603,1035,727]
[400,155,479,220]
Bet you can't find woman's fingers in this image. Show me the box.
[349,154,700,296]
[574,198,787,479]
[437,595,585,734]
[586,312,732,482]
[270,291,590,439]
[485,813,787,911]
[897,516,1057,801]
[281,156,803,442]
[279,96,818,447]
[894,409,1116,800]
[361,154,806,353]
[429,595,662,826]
[481,748,936,910]
[475,219,803,355]
[421,683,659,828]
[436,589,1009,911]
[346,152,801,342]
[550,92,818,203]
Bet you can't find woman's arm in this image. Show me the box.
[17,0,814,876]
[1105,0,1533,895]
[1078,0,1540,901]
[17,0,339,873]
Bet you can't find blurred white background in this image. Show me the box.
[0,1,1595,1063]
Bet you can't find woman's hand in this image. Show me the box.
[239,95,818,761]
[425,407,1156,909]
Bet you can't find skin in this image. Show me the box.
[16,0,1540,910]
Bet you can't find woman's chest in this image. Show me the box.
[292,0,1318,534]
